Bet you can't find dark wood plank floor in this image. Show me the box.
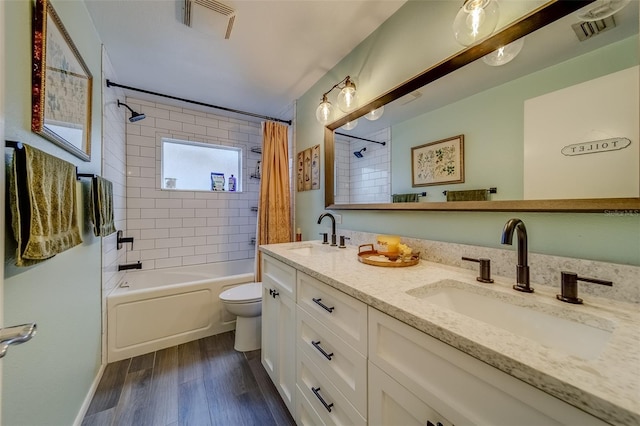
[82,332,295,426]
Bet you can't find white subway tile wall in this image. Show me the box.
[101,48,127,364]
[335,128,390,204]
[124,97,262,269]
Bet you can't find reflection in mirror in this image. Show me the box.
[327,1,639,210]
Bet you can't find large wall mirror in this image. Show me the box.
[324,0,639,212]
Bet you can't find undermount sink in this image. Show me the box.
[407,279,614,360]
[286,243,336,256]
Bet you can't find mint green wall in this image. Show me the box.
[3,1,103,424]
[392,37,637,199]
[295,2,640,266]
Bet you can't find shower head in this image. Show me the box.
[117,100,146,122]
[353,147,366,158]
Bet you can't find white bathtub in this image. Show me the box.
[107,259,255,362]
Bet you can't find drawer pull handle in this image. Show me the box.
[311,386,334,412]
[312,298,334,313]
[269,288,279,298]
[311,340,334,360]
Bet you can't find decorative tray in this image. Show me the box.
[357,244,420,267]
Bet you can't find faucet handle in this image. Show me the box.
[319,232,328,244]
[339,236,350,248]
[462,257,494,283]
[557,271,613,304]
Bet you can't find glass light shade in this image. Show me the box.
[315,99,334,125]
[337,85,358,113]
[482,37,525,66]
[576,0,630,21]
[341,119,358,130]
[364,106,384,121]
[452,0,500,46]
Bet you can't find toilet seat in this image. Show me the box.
[219,282,262,304]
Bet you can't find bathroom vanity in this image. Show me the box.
[260,241,640,425]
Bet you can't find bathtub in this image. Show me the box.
[107,259,255,362]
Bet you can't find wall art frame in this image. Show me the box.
[412,135,464,187]
[32,0,93,161]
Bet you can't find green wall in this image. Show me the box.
[295,1,640,266]
[3,1,103,424]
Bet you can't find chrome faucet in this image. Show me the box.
[317,213,337,246]
[500,218,533,293]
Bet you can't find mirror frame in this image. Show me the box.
[324,0,640,212]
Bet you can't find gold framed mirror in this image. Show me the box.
[323,0,639,212]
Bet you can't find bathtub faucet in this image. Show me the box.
[118,261,142,271]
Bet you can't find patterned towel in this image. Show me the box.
[446,189,488,202]
[9,145,82,266]
[90,176,116,237]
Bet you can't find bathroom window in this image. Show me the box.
[162,138,242,192]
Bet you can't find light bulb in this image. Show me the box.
[364,106,384,121]
[576,0,630,21]
[337,78,358,112]
[341,119,358,131]
[482,37,525,66]
[452,0,500,46]
[315,96,334,125]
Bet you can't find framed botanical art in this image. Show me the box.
[412,135,464,187]
[32,0,93,161]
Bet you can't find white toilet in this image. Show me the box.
[219,282,262,352]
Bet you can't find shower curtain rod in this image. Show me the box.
[106,80,292,125]
[335,132,386,145]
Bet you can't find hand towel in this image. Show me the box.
[446,189,488,202]
[392,193,420,203]
[9,145,83,266]
[90,176,116,237]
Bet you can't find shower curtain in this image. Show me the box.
[255,121,292,281]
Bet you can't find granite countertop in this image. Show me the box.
[260,241,640,425]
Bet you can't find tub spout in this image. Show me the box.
[118,261,142,271]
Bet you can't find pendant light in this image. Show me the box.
[315,76,359,124]
[482,37,525,66]
[576,0,630,21]
[341,119,358,131]
[364,106,384,121]
[315,94,334,125]
[337,77,358,113]
[452,0,500,46]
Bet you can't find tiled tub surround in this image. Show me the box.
[124,97,261,270]
[260,241,640,425]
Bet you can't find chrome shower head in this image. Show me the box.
[353,147,366,158]
[117,100,146,122]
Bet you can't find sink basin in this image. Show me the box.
[286,243,336,256]
[407,280,613,360]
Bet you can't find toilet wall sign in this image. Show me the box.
[561,137,631,156]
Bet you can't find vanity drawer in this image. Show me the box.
[368,308,608,426]
[297,305,367,415]
[297,350,366,426]
[262,254,296,299]
[297,271,367,354]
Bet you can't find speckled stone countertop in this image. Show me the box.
[260,241,640,425]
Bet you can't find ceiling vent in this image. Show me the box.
[183,0,236,40]
[571,16,616,41]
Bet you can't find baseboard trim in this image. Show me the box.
[73,363,106,426]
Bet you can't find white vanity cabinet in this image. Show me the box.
[368,308,608,426]
[261,254,297,415]
[295,271,368,424]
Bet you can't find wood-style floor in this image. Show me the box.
[82,331,295,426]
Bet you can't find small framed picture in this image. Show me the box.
[412,135,464,187]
